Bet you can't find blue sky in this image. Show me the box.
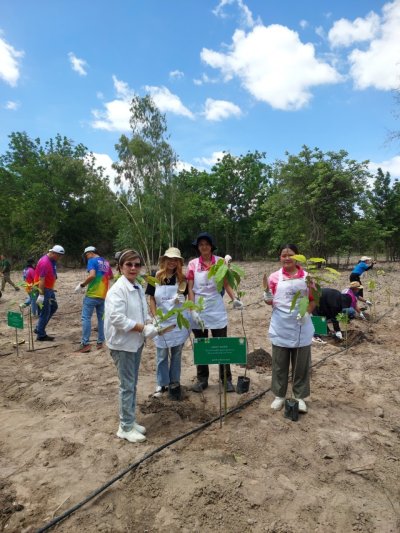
[1,0,400,183]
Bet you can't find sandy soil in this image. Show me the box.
[0,261,399,533]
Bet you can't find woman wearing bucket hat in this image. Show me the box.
[145,247,189,400]
[187,232,243,393]
[341,281,366,320]
[350,256,375,300]
[265,244,316,414]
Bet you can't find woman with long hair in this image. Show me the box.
[146,247,189,399]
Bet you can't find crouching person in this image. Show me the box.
[105,249,158,443]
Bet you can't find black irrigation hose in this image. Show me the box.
[35,303,398,532]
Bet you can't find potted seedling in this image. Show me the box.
[336,312,350,350]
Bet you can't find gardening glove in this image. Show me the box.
[365,300,373,307]
[191,310,204,329]
[232,298,243,310]
[174,293,185,305]
[359,311,367,320]
[224,254,232,265]
[36,294,44,307]
[335,331,343,340]
[263,290,273,303]
[74,282,85,294]
[296,311,310,325]
[143,324,158,339]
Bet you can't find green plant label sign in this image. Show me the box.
[311,316,327,335]
[7,311,24,330]
[193,337,247,365]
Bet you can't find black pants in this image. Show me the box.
[349,273,364,297]
[192,326,232,382]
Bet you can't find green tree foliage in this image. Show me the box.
[0,132,118,261]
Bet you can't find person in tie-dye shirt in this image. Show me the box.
[75,246,113,353]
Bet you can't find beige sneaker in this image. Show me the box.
[271,397,285,410]
[117,426,146,443]
[295,399,308,413]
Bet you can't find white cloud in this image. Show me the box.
[201,24,342,111]
[195,150,226,167]
[68,52,88,76]
[144,85,194,118]
[0,36,23,86]
[299,20,308,29]
[193,73,219,85]
[175,160,195,173]
[213,0,256,28]
[4,100,20,110]
[369,155,400,179]
[315,26,325,39]
[347,1,400,90]
[328,11,380,48]
[203,98,242,121]
[169,69,184,80]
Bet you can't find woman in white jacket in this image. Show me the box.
[105,249,158,443]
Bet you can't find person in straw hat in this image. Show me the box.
[145,247,189,400]
[341,281,367,320]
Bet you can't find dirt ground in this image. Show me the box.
[0,260,399,533]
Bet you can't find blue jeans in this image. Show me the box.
[343,307,356,319]
[36,289,58,338]
[25,294,38,316]
[81,296,105,345]
[110,346,143,432]
[156,343,184,386]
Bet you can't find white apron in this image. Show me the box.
[192,258,227,329]
[153,283,189,348]
[269,269,314,348]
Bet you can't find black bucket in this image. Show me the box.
[284,399,299,421]
[236,376,250,394]
[168,382,182,401]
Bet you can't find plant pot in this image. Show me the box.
[168,382,182,401]
[284,399,299,421]
[236,375,250,394]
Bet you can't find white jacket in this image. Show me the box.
[105,275,150,352]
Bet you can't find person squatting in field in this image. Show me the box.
[312,288,353,343]
[341,281,369,320]
[187,232,243,393]
[145,247,189,400]
[34,245,65,341]
[264,244,315,414]
[74,246,114,353]
[104,249,161,444]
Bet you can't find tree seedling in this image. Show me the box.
[207,257,245,301]
[336,312,350,350]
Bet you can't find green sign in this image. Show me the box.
[193,337,247,365]
[7,311,24,330]
[311,315,327,335]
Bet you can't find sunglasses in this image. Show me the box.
[123,261,141,268]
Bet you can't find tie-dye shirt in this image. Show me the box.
[86,256,113,299]
[34,255,57,289]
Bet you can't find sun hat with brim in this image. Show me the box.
[360,256,372,262]
[160,247,184,262]
[84,246,97,254]
[49,245,65,255]
[349,281,363,289]
[192,232,216,251]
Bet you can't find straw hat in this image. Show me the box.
[349,281,363,289]
[160,247,184,262]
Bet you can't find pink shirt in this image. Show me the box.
[186,255,219,280]
[34,255,57,289]
[268,265,314,301]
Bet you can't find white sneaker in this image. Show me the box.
[133,422,146,435]
[116,426,146,443]
[295,399,308,413]
[271,397,285,410]
[152,385,168,398]
[312,336,327,344]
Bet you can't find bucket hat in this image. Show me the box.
[160,247,184,262]
[192,232,216,251]
[349,281,363,289]
[49,245,65,255]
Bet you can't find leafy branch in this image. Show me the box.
[207,258,245,299]
[155,297,205,330]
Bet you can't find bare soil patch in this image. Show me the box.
[0,261,399,532]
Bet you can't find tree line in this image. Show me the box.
[1,95,399,267]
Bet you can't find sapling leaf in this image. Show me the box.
[231,264,245,277]
[225,269,236,291]
[144,275,158,287]
[177,312,182,329]
[309,257,326,263]
[290,290,301,312]
[298,296,309,316]
[292,254,306,263]
[324,267,340,275]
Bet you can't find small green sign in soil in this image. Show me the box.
[7,311,24,330]
[311,315,327,335]
[193,337,247,365]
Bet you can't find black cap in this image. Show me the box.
[192,232,216,251]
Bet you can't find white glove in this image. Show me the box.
[224,254,232,265]
[335,331,343,340]
[263,290,273,303]
[36,294,44,306]
[191,310,204,328]
[174,293,185,304]
[296,311,310,325]
[365,300,372,307]
[232,298,243,310]
[359,311,366,320]
[143,324,158,339]
[74,282,85,294]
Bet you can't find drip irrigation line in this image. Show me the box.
[35,303,398,532]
